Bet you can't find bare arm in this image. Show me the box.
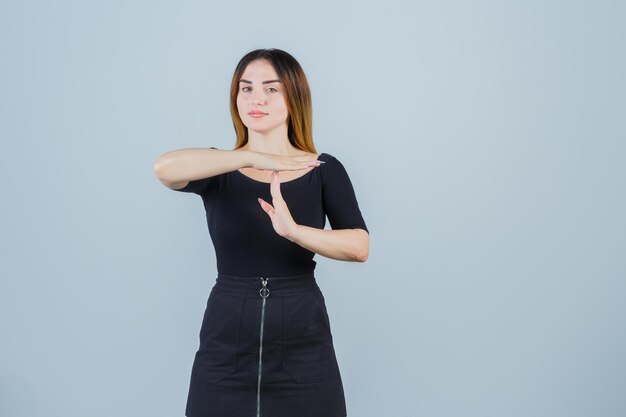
[153,148,252,190]
[289,226,369,262]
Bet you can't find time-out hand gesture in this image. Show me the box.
[257,170,299,242]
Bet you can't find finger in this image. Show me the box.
[304,160,322,168]
[270,170,283,199]
[257,198,275,216]
[291,159,322,170]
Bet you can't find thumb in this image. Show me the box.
[258,197,275,217]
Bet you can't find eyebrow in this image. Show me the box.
[239,79,281,84]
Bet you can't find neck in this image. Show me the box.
[244,125,297,155]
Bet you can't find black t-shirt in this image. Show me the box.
[174,150,368,276]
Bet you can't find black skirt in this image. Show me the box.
[185,272,348,417]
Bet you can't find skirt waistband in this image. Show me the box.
[214,272,318,295]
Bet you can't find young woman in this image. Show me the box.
[154,48,369,417]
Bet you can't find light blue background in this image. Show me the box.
[1,1,625,416]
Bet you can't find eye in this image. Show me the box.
[240,86,278,93]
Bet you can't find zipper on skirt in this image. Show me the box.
[257,277,269,417]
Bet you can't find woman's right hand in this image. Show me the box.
[247,151,322,172]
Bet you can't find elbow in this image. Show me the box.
[352,229,369,262]
[354,244,369,262]
[153,155,167,181]
[153,158,179,189]
[153,153,178,184]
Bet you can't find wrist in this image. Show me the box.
[287,224,303,243]
[241,149,256,168]
[231,148,255,169]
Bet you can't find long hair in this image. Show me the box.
[229,48,316,153]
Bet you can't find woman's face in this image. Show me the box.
[236,59,289,134]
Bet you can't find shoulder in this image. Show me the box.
[318,152,343,168]
[318,152,339,176]
[319,152,354,170]
[318,152,356,184]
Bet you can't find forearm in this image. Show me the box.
[154,148,252,184]
[288,225,369,262]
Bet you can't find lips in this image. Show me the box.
[248,111,267,118]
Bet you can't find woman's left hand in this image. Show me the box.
[257,170,300,242]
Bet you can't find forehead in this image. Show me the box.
[240,59,278,81]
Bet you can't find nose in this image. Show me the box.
[252,91,266,105]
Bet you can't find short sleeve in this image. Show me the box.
[172,147,219,196]
[173,176,216,195]
[321,153,369,234]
